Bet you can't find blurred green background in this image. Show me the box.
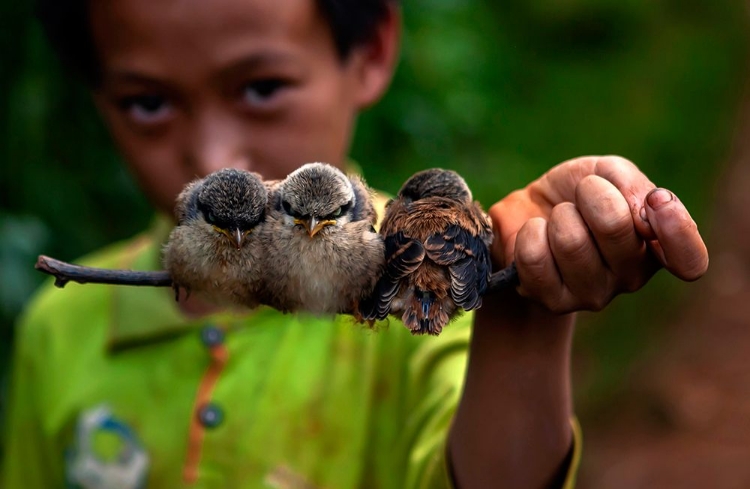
[1,0,748,465]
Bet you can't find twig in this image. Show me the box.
[35,255,173,289]
[487,262,519,292]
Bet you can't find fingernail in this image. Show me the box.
[646,188,674,209]
[639,206,648,222]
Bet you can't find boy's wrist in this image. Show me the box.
[472,290,575,353]
[452,292,575,487]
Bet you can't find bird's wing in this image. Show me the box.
[174,179,203,224]
[264,179,283,215]
[349,174,378,225]
[469,200,494,248]
[423,207,493,311]
[264,178,282,193]
[359,230,425,320]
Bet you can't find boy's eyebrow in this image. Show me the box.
[216,52,300,80]
[104,70,172,88]
[104,52,300,87]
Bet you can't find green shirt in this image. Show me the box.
[1,215,580,488]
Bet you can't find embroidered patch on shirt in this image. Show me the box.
[65,404,149,489]
[265,465,322,489]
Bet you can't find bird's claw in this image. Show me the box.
[172,284,191,302]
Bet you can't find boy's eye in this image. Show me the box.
[242,79,287,107]
[118,94,173,125]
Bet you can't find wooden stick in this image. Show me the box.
[35,254,515,298]
[35,255,173,289]
[487,262,519,292]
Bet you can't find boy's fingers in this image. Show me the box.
[585,159,707,282]
[642,188,709,281]
[514,217,565,310]
[489,156,707,288]
[533,155,658,241]
[574,175,656,291]
[547,202,611,310]
[488,189,544,266]
[590,156,658,240]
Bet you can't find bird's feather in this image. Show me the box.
[359,169,495,335]
[349,175,377,225]
[424,222,492,310]
[359,232,424,320]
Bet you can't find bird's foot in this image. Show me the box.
[172,284,191,302]
[349,301,380,328]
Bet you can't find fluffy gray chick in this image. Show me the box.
[163,168,268,308]
[258,162,384,316]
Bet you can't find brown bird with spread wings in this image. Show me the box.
[359,168,496,335]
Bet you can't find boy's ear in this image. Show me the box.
[350,3,401,109]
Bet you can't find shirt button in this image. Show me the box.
[198,403,224,428]
[200,325,224,347]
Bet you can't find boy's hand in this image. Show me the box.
[488,155,709,314]
[453,155,707,488]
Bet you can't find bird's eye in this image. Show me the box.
[334,200,353,219]
[281,200,293,215]
[205,210,217,225]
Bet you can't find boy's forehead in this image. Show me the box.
[90,0,334,77]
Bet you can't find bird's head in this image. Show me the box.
[193,169,268,249]
[277,162,356,238]
[398,168,472,204]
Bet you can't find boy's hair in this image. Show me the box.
[35,0,397,86]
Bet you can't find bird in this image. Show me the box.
[358,168,499,336]
[257,162,384,316]
[162,168,269,308]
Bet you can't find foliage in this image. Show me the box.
[1,0,748,428]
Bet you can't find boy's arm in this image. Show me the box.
[449,156,709,488]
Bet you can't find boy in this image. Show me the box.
[1,0,708,487]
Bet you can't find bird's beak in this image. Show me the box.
[216,226,249,249]
[303,217,336,238]
[232,228,244,249]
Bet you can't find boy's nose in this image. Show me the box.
[185,114,253,177]
[189,149,252,178]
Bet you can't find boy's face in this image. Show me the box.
[89,0,396,216]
